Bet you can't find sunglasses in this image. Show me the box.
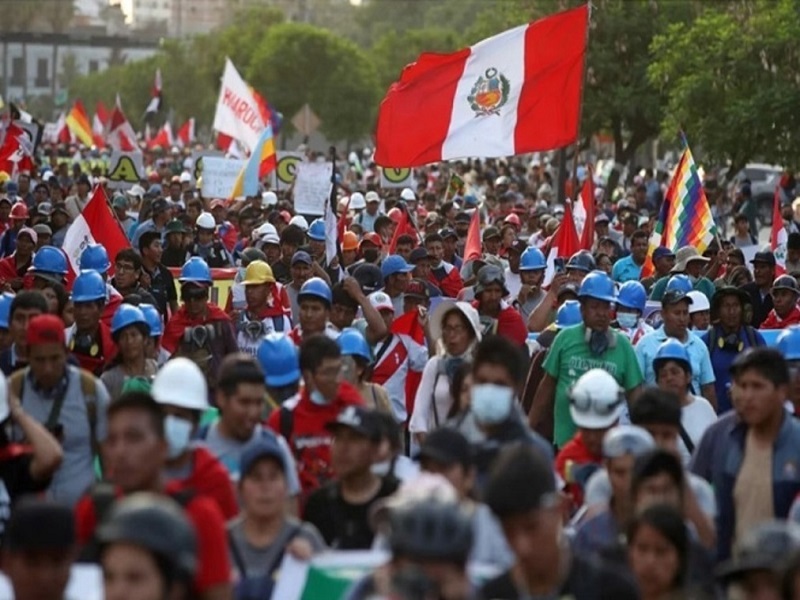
[181,286,208,301]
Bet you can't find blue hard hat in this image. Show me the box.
[72,270,107,303]
[653,338,692,373]
[778,326,800,361]
[0,292,14,329]
[111,304,149,336]
[307,218,326,241]
[519,247,546,271]
[666,274,693,295]
[298,277,332,306]
[578,270,616,303]
[567,250,596,273]
[381,255,414,280]
[337,327,372,363]
[617,281,647,313]
[79,243,111,274]
[30,246,68,276]
[257,333,300,387]
[555,300,582,328]
[179,257,212,284]
[139,303,163,337]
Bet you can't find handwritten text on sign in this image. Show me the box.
[201,157,245,199]
[293,162,333,216]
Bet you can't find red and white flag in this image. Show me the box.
[147,122,173,149]
[62,185,131,281]
[213,59,266,153]
[772,185,788,272]
[544,200,581,285]
[0,121,35,176]
[145,68,162,116]
[176,118,195,148]
[574,169,595,250]
[107,97,138,152]
[374,5,588,167]
[92,101,109,149]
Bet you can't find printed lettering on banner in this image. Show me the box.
[107,151,144,190]
[293,162,332,216]
[189,150,223,184]
[379,167,413,189]
[212,59,265,153]
[275,152,304,190]
[202,156,245,199]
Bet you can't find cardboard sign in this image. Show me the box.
[293,162,332,216]
[189,150,224,184]
[201,156,245,199]
[107,151,144,190]
[275,151,304,190]
[380,167,413,188]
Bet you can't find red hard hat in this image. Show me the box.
[9,202,29,220]
[148,171,161,183]
[359,232,382,249]
[387,207,403,224]
[504,213,521,228]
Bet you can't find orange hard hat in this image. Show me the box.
[9,202,29,220]
[342,231,359,252]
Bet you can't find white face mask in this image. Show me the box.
[617,312,638,329]
[164,415,193,459]
[309,389,329,406]
[470,383,514,425]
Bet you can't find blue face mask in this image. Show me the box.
[309,389,328,406]
[470,383,514,425]
[617,312,638,329]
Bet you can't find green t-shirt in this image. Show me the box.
[649,275,716,302]
[543,324,644,447]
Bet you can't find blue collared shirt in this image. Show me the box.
[634,326,715,393]
[611,254,643,283]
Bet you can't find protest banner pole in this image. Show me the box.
[570,1,592,204]
[329,146,344,269]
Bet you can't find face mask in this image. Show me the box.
[693,326,709,334]
[471,383,514,425]
[363,249,379,263]
[617,312,638,329]
[164,415,193,459]
[372,461,391,477]
[309,389,329,406]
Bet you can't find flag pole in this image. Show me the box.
[328,146,344,269]
[570,1,593,205]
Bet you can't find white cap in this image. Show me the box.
[687,291,711,314]
[350,192,367,210]
[368,291,394,313]
[262,190,278,207]
[126,184,145,199]
[400,188,416,201]
[365,191,380,204]
[179,171,192,183]
[196,212,215,229]
[289,215,308,231]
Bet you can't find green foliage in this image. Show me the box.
[649,0,800,171]
[370,28,462,92]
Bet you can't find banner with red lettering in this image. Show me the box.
[212,58,266,153]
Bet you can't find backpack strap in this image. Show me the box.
[272,315,285,333]
[196,423,211,441]
[227,529,249,577]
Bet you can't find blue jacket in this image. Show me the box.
[690,410,800,560]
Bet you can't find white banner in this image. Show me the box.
[275,151,304,190]
[188,150,223,185]
[201,156,245,199]
[293,162,332,216]
[212,58,265,153]
[379,167,414,189]
[107,151,144,190]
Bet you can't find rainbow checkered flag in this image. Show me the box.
[663,144,717,253]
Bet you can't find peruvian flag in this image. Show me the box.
[62,185,131,282]
[574,169,595,250]
[145,68,162,117]
[176,118,195,147]
[544,200,580,286]
[772,185,788,272]
[107,97,138,152]
[374,5,588,167]
[92,101,109,148]
[0,121,35,176]
[147,122,173,149]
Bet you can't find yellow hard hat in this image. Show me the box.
[242,260,275,285]
[0,171,9,185]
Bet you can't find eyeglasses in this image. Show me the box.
[115,263,137,273]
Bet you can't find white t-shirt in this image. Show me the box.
[680,395,718,465]
[504,267,521,300]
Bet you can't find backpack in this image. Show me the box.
[229,522,301,600]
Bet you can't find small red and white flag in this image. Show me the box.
[147,122,173,149]
[145,68,162,116]
[374,5,588,167]
[62,185,131,282]
[92,101,109,149]
[772,185,788,272]
[176,118,195,148]
[544,200,581,286]
[107,96,139,152]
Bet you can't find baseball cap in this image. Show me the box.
[16,227,37,245]
[750,250,777,266]
[454,212,472,224]
[557,282,580,299]
[439,228,458,240]
[409,247,433,264]
[381,255,414,279]
[35,202,53,217]
[365,191,380,203]
[594,213,610,224]
[76,174,91,186]
[151,198,169,214]
[417,428,472,470]
[368,291,394,313]
[5,498,75,552]
[405,278,430,300]
[653,246,675,261]
[662,289,694,306]
[772,274,800,295]
[165,219,187,234]
[112,194,129,209]
[291,250,312,266]
[33,223,52,237]
[240,438,288,477]
[325,406,382,442]
[27,314,66,347]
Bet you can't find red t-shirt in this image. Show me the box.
[555,432,603,509]
[266,382,364,501]
[74,485,231,594]
[167,446,239,520]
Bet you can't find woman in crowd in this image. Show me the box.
[101,304,158,401]
[337,327,393,414]
[627,504,688,600]
[444,361,483,443]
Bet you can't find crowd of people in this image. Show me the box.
[0,149,798,600]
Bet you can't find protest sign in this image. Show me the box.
[212,58,265,153]
[275,151,304,190]
[189,150,224,184]
[201,156,245,199]
[380,167,413,188]
[107,151,144,190]
[293,161,332,216]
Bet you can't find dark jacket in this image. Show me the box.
[740,281,774,327]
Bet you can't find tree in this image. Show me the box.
[247,23,381,142]
[649,0,800,174]
[370,28,462,92]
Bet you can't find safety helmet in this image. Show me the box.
[349,192,366,210]
[342,231,359,252]
[665,274,693,295]
[261,190,278,207]
[519,247,546,271]
[569,369,624,429]
[687,290,710,314]
[29,246,68,276]
[368,291,394,313]
[352,263,383,295]
[289,215,308,231]
[773,274,800,295]
[178,257,212,284]
[195,212,215,230]
[139,303,163,337]
[617,281,647,313]
[578,270,616,303]
[567,250,596,273]
[777,326,800,361]
[503,213,521,228]
[298,277,332,306]
[386,496,473,563]
[387,207,403,224]
[257,333,300,387]
[9,202,28,220]
[653,338,692,374]
[97,493,197,583]
[307,218,326,241]
[555,299,582,329]
[381,255,414,280]
[71,270,107,303]
[252,222,279,246]
[241,260,275,286]
[0,292,14,330]
[111,304,149,337]
[151,357,209,411]
[240,247,267,267]
[400,188,416,202]
[360,232,382,249]
[602,425,656,459]
[337,328,372,363]
[79,243,110,274]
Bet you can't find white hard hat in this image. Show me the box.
[364,191,380,204]
[179,171,192,183]
[350,192,367,210]
[252,222,279,245]
[687,291,710,314]
[400,188,416,202]
[289,215,308,231]
[151,358,209,411]
[262,191,278,207]
[0,372,8,422]
[195,212,215,230]
[569,369,623,429]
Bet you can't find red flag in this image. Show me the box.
[216,132,234,152]
[176,118,195,147]
[62,185,132,285]
[387,207,418,254]
[147,122,173,149]
[544,200,580,283]
[579,172,595,250]
[0,122,35,176]
[462,209,482,262]
[390,311,426,418]
[95,101,110,126]
[145,68,162,115]
[107,101,138,152]
[374,5,588,167]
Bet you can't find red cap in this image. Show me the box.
[27,314,65,347]
[279,210,292,223]
[209,199,226,210]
